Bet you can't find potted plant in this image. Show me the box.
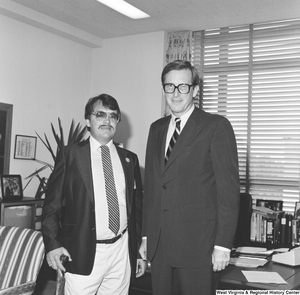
[25,118,87,198]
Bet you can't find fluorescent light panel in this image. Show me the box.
[96,0,150,19]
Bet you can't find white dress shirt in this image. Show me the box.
[90,136,127,239]
[165,105,195,155]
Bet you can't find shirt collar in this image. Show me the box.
[90,135,114,152]
[171,105,195,127]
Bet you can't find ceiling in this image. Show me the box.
[9,0,300,39]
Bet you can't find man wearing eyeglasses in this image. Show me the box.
[42,94,146,295]
[139,60,240,295]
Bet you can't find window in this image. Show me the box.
[192,19,300,212]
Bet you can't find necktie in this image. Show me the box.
[165,118,181,164]
[100,145,120,235]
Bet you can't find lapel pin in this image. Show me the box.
[126,157,130,163]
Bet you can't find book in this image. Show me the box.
[266,218,275,243]
[292,219,299,245]
[286,214,293,244]
[275,211,285,244]
[280,213,287,244]
[250,212,257,242]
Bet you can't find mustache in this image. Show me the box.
[98,124,113,129]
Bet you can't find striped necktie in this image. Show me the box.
[100,145,120,235]
[165,117,181,164]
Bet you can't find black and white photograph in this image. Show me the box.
[0,174,23,200]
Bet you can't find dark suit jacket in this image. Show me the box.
[42,138,143,277]
[143,108,240,268]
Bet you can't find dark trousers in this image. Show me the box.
[151,237,218,295]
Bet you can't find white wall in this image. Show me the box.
[0,14,93,196]
[91,31,166,178]
[0,14,166,196]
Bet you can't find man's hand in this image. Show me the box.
[136,259,147,278]
[139,238,147,261]
[46,247,72,272]
[212,248,230,272]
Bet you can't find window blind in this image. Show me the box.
[192,19,300,212]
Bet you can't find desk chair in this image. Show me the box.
[0,226,45,295]
[233,193,253,248]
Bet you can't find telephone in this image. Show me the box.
[272,247,300,266]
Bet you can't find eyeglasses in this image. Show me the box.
[163,83,193,94]
[91,111,120,123]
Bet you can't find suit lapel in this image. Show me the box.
[115,145,133,216]
[75,140,133,213]
[157,117,171,173]
[75,139,94,205]
[164,108,203,171]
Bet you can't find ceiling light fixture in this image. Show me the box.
[96,0,150,19]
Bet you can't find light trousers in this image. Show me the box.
[65,231,131,295]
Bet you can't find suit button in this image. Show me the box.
[163,185,167,189]
[91,228,95,231]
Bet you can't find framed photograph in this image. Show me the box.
[14,134,37,160]
[0,174,23,201]
[294,202,300,219]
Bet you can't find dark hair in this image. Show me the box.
[161,60,200,86]
[84,93,121,122]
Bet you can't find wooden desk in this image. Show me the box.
[220,261,300,290]
[130,261,300,292]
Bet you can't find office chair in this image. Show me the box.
[233,193,253,248]
[0,226,45,295]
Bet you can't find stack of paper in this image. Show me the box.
[230,247,270,268]
[242,271,287,284]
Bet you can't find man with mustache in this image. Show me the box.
[42,94,146,295]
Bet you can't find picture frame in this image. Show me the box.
[14,134,37,160]
[0,174,23,201]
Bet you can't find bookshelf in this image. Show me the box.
[249,200,299,249]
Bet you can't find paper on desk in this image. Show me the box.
[230,257,268,268]
[236,247,267,253]
[242,271,287,284]
[274,248,289,253]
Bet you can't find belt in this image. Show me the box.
[96,228,127,244]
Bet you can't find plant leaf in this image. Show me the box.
[58,117,65,148]
[44,133,56,162]
[33,158,54,169]
[26,118,86,183]
[78,125,87,141]
[67,119,76,144]
[51,122,61,147]
[35,131,56,162]
[35,131,50,151]
[25,165,50,179]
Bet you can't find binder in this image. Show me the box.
[279,213,286,244]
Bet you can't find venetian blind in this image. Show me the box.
[192,19,300,212]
